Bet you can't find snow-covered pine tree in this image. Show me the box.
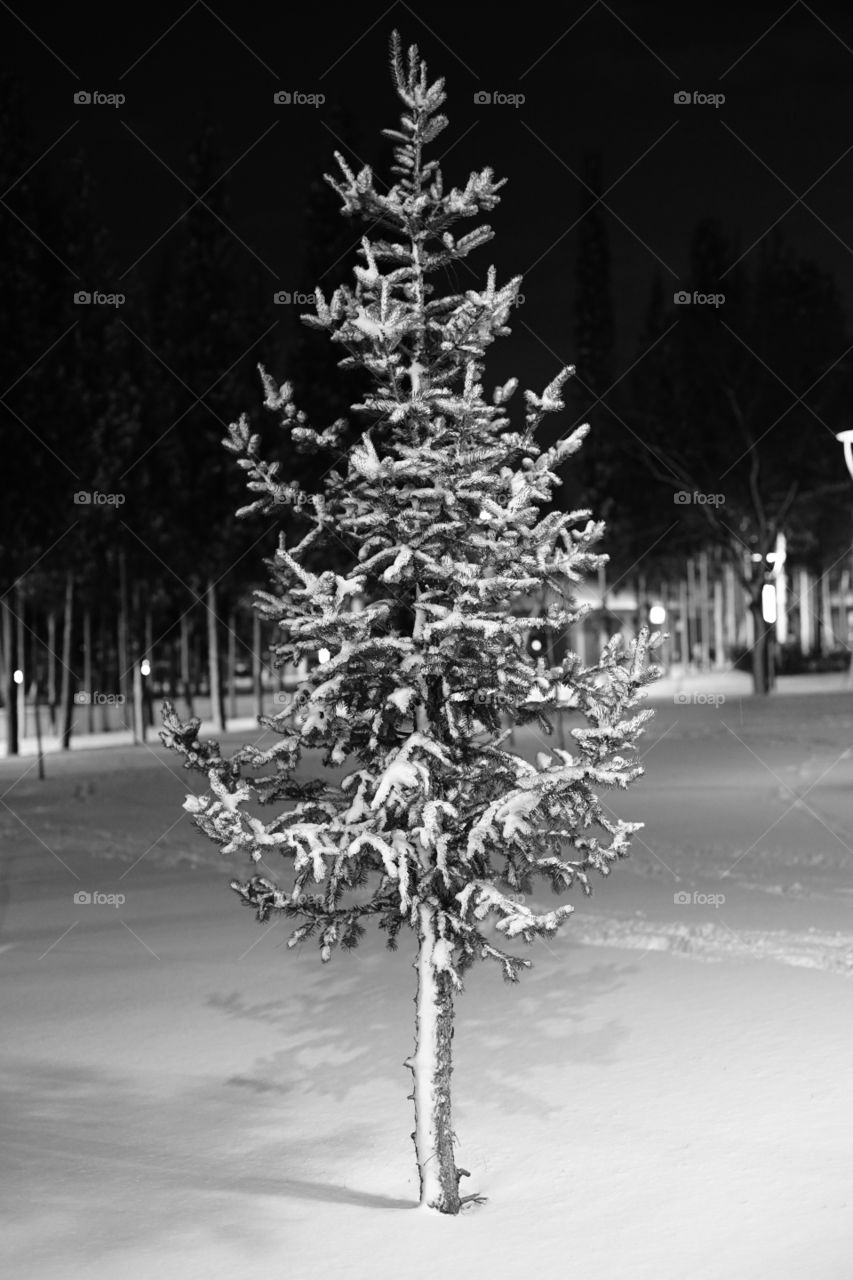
[161,31,660,1216]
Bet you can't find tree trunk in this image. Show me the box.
[180,611,194,718]
[818,570,834,655]
[686,557,696,665]
[117,548,130,714]
[405,903,464,1214]
[252,609,263,720]
[678,578,689,665]
[131,583,143,743]
[206,580,226,732]
[29,679,45,780]
[144,608,154,730]
[698,551,711,668]
[60,571,75,750]
[46,609,57,729]
[712,576,725,669]
[133,659,145,744]
[83,607,94,734]
[749,597,773,696]
[98,610,110,732]
[1,592,18,756]
[723,564,737,663]
[16,589,25,741]
[227,609,237,722]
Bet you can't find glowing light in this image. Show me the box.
[318,648,331,664]
[140,659,151,677]
[12,669,23,685]
[649,605,666,626]
[530,639,543,653]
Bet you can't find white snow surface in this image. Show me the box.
[2,691,853,1279]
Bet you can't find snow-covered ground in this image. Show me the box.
[2,691,852,1279]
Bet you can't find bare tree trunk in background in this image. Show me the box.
[83,607,94,734]
[252,609,263,720]
[131,583,143,743]
[46,609,57,730]
[749,596,774,696]
[118,548,131,718]
[713,577,725,669]
[819,570,834,656]
[29,680,45,780]
[698,551,711,668]
[98,611,110,732]
[1,592,18,756]
[132,660,145,744]
[180,611,194,718]
[16,588,25,741]
[723,564,736,659]
[686,557,697,666]
[206,580,225,732]
[144,608,154,730]
[227,609,237,723]
[60,571,75,750]
[678,578,689,665]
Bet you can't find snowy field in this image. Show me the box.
[2,689,853,1279]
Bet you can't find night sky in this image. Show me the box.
[4,0,853,399]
